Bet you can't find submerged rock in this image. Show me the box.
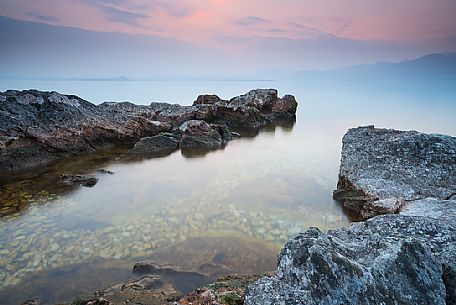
[85,276,180,305]
[96,169,114,175]
[333,125,456,219]
[0,89,297,173]
[60,174,98,187]
[245,214,456,305]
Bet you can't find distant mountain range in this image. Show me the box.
[289,53,456,81]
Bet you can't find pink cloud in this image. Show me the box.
[1,0,455,45]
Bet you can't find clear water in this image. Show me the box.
[0,79,455,304]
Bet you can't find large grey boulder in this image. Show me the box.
[245,214,456,305]
[333,126,456,219]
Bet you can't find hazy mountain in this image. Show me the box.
[289,53,456,81]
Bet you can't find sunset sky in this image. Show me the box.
[1,0,456,77]
[2,0,456,44]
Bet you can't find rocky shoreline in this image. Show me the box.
[0,89,297,174]
[9,117,455,303]
[17,125,453,305]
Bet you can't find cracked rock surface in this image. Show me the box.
[333,125,456,219]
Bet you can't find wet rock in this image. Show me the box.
[179,120,223,148]
[129,133,180,154]
[92,276,180,305]
[245,214,455,305]
[0,89,297,173]
[20,299,42,305]
[178,274,269,305]
[132,261,210,293]
[96,169,114,175]
[60,174,98,187]
[333,126,456,219]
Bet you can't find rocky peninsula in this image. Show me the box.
[0,89,297,174]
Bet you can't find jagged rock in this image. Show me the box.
[213,89,297,128]
[333,126,456,219]
[179,120,223,148]
[193,94,225,105]
[129,134,180,154]
[91,276,180,305]
[178,274,270,305]
[245,214,456,305]
[60,174,98,187]
[0,89,297,173]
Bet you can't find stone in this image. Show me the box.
[179,120,223,148]
[178,274,269,305]
[193,94,225,105]
[245,214,455,305]
[20,299,42,305]
[333,126,456,219]
[96,169,114,175]
[60,174,98,187]
[129,133,180,154]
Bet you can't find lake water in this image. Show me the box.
[0,79,455,304]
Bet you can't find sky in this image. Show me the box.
[1,0,456,77]
[2,0,456,44]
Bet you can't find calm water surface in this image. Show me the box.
[0,79,455,304]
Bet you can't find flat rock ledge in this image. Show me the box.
[245,126,456,305]
[0,89,297,173]
[333,125,456,220]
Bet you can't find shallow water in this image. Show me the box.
[1,79,455,304]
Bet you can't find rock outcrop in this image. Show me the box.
[245,214,455,305]
[333,125,456,219]
[245,126,456,305]
[0,89,297,173]
[179,120,224,148]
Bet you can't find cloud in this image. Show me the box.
[97,5,148,25]
[82,0,149,25]
[331,17,353,35]
[234,16,272,26]
[289,22,335,39]
[27,12,59,22]
[157,2,194,18]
